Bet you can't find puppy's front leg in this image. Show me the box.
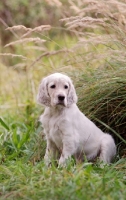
[58,139,76,167]
[44,139,58,166]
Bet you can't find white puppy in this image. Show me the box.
[37,73,116,166]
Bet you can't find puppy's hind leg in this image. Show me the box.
[99,134,116,164]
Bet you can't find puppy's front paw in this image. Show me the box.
[44,155,51,167]
[58,156,66,168]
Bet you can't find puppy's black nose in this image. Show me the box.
[58,95,65,101]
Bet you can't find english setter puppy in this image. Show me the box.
[37,73,116,166]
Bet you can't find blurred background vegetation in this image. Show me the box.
[0,0,126,160]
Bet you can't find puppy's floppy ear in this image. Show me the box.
[67,80,78,106]
[37,77,51,107]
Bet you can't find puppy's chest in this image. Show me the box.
[47,116,63,148]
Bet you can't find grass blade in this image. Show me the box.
[0,117,10,130]
[95,118,126,144]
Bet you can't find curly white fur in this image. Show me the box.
[37,73,116,166]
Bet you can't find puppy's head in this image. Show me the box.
[37,73,77,107]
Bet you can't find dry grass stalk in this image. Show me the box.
[30,48,73,68]
[66,16,106,25]
[31,25,51,32]
[4,37,46,47]
[0,53,27,59]
[6,25,32,31]
[59,0,126,74]
[77,34,116,45]
[60,16,81,22]
[68,23,104,30]
[61,16,106,30]
[64,0,126,31]
[21,25,51,38]
[69,0,126,14]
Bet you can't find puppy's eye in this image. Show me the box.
[64,85,68,89]
[50,84,56,89]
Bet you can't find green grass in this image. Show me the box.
[0,158,126,200]
[0,114,126,200]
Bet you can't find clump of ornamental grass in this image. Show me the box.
[76,64,126,144]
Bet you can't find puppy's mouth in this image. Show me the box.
[57,101,65,106]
